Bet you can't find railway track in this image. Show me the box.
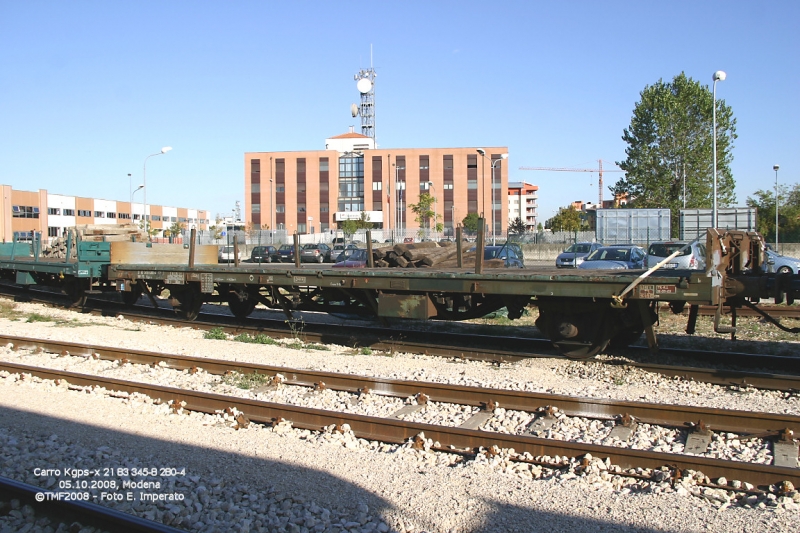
[3,284,800,391]
[0,475,185,533]
[2,336,799,489]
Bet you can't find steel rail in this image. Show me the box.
[0,475,186,533]
[0,360,796,488]
[3,334,799,437]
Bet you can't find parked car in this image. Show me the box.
[218,245,236,263]
[767,249,800,274]
[333,244,360,262]
[275,244,296,262]
[645,241,706,270]
[468,246,525,268]
[333,248,369,268]
[556,242,601,268]
[501,242,524,263]
[578,245,645,270]
[300,243,332,263]
[249,245,277,264]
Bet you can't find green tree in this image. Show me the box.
[354,211,373,231]
[409,192,441,232]
[508,216,527,235]
[747,183,800,244]
[461,213,481,234]
[547,206,582,232]
[613,72,737,236]
[167,221,185,238]
[208,218,224,243]
[340,219,358,238]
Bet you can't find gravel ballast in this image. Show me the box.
[0,300,798,532]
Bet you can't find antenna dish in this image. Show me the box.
[356,78,372,94]
[351,103,359,118]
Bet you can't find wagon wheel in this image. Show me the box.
[227,289,258,320]
[121,282,143,306]
[535,298,614,360]
[170,283,203,321]
[63,278,88,308]
[607,301,657,349]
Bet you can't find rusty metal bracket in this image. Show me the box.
[685,420,713,454]
[608,413,638,441]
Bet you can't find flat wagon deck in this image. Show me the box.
[2,228,798,359]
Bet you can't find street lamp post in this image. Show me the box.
[490,154,509,245]
[711,70,726,229]
[143,146,172,238]
[270,177,274,244]
[476,149,486,215]
[774,164,780,251]
[131,184,144,218]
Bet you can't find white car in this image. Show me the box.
[218,245,236,263]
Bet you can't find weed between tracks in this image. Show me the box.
[221,371,269,390]
[203,327,329,352]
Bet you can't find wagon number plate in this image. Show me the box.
[165,272,185,285]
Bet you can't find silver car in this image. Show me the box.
[767,249,800,274]
[645,241,706,270]
[578,245,646,270]
[555,242,601,268]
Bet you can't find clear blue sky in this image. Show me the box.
[1,1,797,223]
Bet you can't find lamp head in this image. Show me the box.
[501,153,509,160]
[161,146,173,154]
[476,148,486,156]
[712,70,726,82]
[773,164,780,171]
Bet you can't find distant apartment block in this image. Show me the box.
[0,184,209,242]
[507,181,539,231]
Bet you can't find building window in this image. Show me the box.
[170,217,177,222]
[63,208,75,216]
[133,214,140,220]
[107,212,116,218]
[297,183,306,193]
[77,210,91,217]
[48,208,61,215]
[48,227,59,237]
[298,204,306,213]
[252,204,260,214]
[276,205,285,213]
[178,217,187,222]
[372,182,382,191]
[420,157,429,170]
[12,206,40,218]
[119,213,131,220]
[298,223,307,234]
[276,186,285,193]
[320,204,329,212]
[320,159,329,172]
[251,183,260,193]
[444,183,454,190]
[152,215,162,222]
[94,211,104,218]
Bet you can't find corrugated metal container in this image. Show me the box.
[679,208,757,240]
[596,209,671,245]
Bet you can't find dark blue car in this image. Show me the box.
[275,244,296,263]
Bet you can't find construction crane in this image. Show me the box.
[519,160,625,205]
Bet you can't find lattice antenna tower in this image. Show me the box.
[351,47,377,143]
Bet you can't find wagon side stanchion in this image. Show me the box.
[456,226,463,268]
[293,233,301,268]
[188,228,196,269]
[366,230,374,268]
[474,216,486,274]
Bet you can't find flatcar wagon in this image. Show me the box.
[2,226,798,360]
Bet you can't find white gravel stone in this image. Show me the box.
[0,299,798,532]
